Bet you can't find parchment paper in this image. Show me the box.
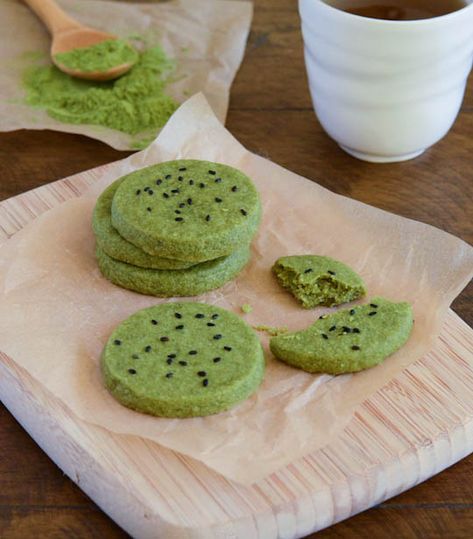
[0,0,252,150]
[1,94,472,485]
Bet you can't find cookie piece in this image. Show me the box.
[270,297,413,374]
[93,179,195,270]
[273,255,366,308]
[101,302,265,417]
[96,245,250,297]
[111,160,261,261]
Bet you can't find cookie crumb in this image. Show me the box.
[254,325,288,337]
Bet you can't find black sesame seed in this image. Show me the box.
[304,268,313,274]
[207,322,216,327]
[368,311,377,316]
[203,379,209,387]
[156,179,162,185]
[189,350,198,355]
[171,189,180,194]
[240,209,248,216]
[189,179,194,185]
[208,170,216,175]
[144,186,149,192]
[179,202,186,208]
[370,303,379,308]
[179,361,187,366]
[175,324,184,330]
[213,357,221,363]
[224,346,232,351]
[199,183,206,188]
[148,189,154,195]
[178,176,184,181]
[175,217,184,222]
[353,328,360,333]
[165,174,171,179]
[163,193,169,198]
[132,354,139,359]
[113,339,121,345]
[165,372,173,378]
[136,189,141,195]
[160,336,169,342]
[342,326,351,333]
[205,214,211,222]
[327,270,336,275]
[213,334,223,340]
[151,319,158,325]
[187,198,193,205]
[329,325,337,332]
[195,313,205,319]
[351,345,361,351]
[211,314,219,320]
[145,345,152,352]
[321,334,328,340]
[166,358,173,365]
[231,185,238,192]
[350,309,356,315]
[175,210,181,215]
[319,314,328,319]
[128,368,137,375]
[197,371,207,377]
[175,312,182,319]
[147,207,152,212]
[179,167,187,171]
[215,178,222,183]
[215,197,222,203]
[167,354,176,359]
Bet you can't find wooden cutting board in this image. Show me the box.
[1,167,473,539]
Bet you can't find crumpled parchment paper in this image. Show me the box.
[0,0,252,150]
[0,94,472,485]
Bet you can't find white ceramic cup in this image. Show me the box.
[299,0,473,162]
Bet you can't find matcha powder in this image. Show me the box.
[23,45,179,148]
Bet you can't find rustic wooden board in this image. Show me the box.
[1,170,473,539]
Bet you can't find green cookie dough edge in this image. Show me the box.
[273,255,366,308]
[93,179,197,269]
[270,297,413,374]
[96,245,251,297]
[101,303,265,417]
[111,160,262,261]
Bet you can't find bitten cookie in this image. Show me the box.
[111,160,261,261]
[96,245,250,297]
[93,179,195,270]
[270,297,413,374]
[101,302,265,417]
[273,255,366,308]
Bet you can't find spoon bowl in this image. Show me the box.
[24,0,136,81]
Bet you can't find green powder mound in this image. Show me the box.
[270,297,413,374]
[241,304,253,314]
[23,46,178,143]
[54,39,139,73]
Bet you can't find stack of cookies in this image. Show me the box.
[93,160,261,296]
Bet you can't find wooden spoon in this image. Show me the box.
[24,0,136,81]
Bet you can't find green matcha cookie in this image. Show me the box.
[96,245,250,297]
[273,255,366,308]
[101,302,265,417]
[93,179,195,270]
[111,160,261,261]
[270,297,413,374]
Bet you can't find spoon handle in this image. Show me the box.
[23,0,79,35]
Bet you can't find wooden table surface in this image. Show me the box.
[1,1,472,537]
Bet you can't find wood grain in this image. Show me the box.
[0,0,472,537]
